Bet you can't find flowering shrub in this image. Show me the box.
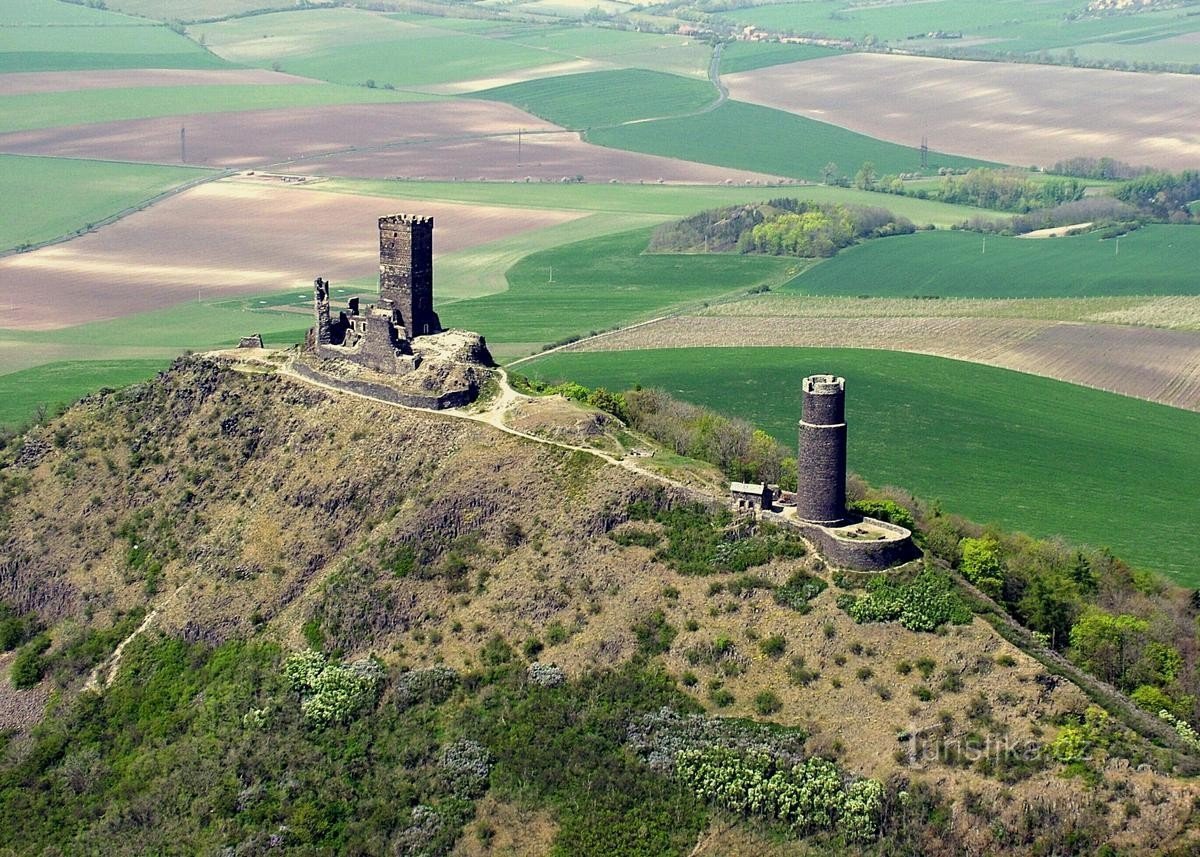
[395,665,460,710]
[284,651,384,726]
[438,739,492,798]
[674,748,882,841]
[841,570,971,632]
[627,707,808,774]
[392,805,443,856]
[526,661,566,688]
[1158,710,1200,752]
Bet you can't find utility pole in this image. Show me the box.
[517,128,522,165]
[180,125,186,163]
[920,135,929,170]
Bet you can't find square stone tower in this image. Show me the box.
[378,214,441,338]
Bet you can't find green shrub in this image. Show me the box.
[787,656,819,687]
[848,498,916,531]
[754,690,782,715]
[759,635,786,659]
[774,571,827,613]
[842,570,971,632]
[10,633,50,689]
[632,610,677,655]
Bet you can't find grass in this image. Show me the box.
[587,101,993,182]
[0,155,214,252]
[522,347,1200,583]
[1,0,144,25]
[478,69,717,128]
[0,84,432,134]
[201,7,563,88]
[719,41,841,74]
[785,227,1200,298]
[0,359,168,428]
[311,178,1002,226]
[439,228,798,359]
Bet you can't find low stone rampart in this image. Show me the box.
[765,511,920,571]
[289,361,476,411]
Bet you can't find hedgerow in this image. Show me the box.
[839,569,972,632]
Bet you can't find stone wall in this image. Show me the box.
[766,511,920,571]
[290,361,476,411]
[378,214,440,338]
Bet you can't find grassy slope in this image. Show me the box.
[477,69,717,128]
[0,155,214,251]
[439,229,798,358]
[787,227,1200,298]
[524,347,1200,583]
[587,101,992,182]
[0,84,432,133]
[0,359,168,428]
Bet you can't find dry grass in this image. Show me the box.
[574,310,1200,411]
[0,177,581,329]
[725,53,1200,170]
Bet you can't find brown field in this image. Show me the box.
[0,178,582,330]
[574,313,1200,411]
[0,99,781,183]
[286,130,786,184]
[0,68,316,96]
[0,101,555,169]
[724,54,1200,170]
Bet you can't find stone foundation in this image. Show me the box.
[766,510,920,571]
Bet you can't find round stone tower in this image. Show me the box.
[797,374,847,524]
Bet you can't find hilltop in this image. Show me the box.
[0,355,1198,855]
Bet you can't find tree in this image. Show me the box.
[1069,609,1148,689]
[854,161,877,191]
[822,162,838,185]
[959,536,1004,597]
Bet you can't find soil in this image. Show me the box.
[0,68,317,96]
[725,53,1200,170]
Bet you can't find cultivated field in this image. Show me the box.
[570,313,1200,411]
[587,100,990,183]
[524,346,1200,582]
[725,54,1200,170]
[787,227,1200,298]
[0,154,213,252]
[0,68,317,96]
[0,178,582,330]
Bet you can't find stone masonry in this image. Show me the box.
[796,374,847,525]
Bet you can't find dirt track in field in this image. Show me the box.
[724,54,1200,170]
[0,178,581,331]
[0,101,785,184]
[0,68,317,96]
[572,314,1200,411]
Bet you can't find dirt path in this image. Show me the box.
[84,608,159,692]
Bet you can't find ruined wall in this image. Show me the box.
[289,361,476,410]
[767,512,921,571]
[313,277,332,346]
[797,374,847,524]
[379,215,441,338]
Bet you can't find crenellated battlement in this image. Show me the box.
[379,214,434,230]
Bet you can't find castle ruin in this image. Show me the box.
[310,215,442,374]
[737,372,919,571]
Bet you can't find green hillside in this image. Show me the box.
[524,346,1200,583]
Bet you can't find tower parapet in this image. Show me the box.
[797,374,847,524]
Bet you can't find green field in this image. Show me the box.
[0,0,228,72]
[787,226,1200,298]
[714,0,1200,66]
[312,178,1003,226]
[439,229,799,358]
[587,101,992,182]
[0,359,170,429]
[0,155,214,252]
[524,347,1200,583]
[0,84,431,134]
[479,69,716,128]
[719,41,841,74]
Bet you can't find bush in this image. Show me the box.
[754,690,783,715]
[759,635,786,659]
[10,633,50,689]
[285,650,385,727]
[787,656,819,687]
[632,610,677,655]
[842,570,972,632]
[774,571,827,613]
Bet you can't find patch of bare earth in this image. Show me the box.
[449,797,557,856]
[0,68,317,96]
[573,314,1200,410]
[0,100,784,183]
[0,178,582,330]
[725,53,1200,170]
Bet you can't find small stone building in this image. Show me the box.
[730,481,772,511]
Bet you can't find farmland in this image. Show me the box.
[724,54,1200,171]
[587,101,991,183]
[0,177,581,330]
[439,229,799,359]
[523,346,1200,583]
[0,155,213,252]
[0,84,429,135]
[479,69,717,128]
[784,227,1200,298]
[718,41,840,74]
[712,0,1200,67]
